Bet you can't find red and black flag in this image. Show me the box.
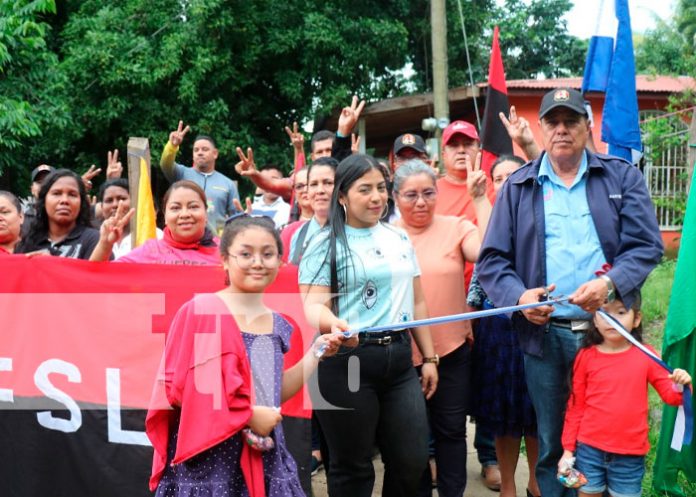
[480,26,513,176]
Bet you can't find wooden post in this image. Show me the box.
[358,118,366,154]
[127,138,151,244]
[431,0,449,142]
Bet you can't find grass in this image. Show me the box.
[639,259,696,497]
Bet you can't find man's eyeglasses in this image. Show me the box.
[396,189,437,204]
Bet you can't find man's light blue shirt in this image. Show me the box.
[539,152,606,319]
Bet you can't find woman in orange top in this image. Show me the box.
[393,158,491,496]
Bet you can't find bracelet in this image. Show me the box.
[422,354,439,366]
[599,275,615,303]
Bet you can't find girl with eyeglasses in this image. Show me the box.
[146,215,344,497]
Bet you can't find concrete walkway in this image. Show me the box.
[311,419,532,497]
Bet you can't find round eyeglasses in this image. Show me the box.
[228,251,281,269]
[396,189,437,204]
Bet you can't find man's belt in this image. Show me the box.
[550,318,591,332]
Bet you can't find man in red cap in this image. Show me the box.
[435,120,495,222]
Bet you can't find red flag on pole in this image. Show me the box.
[480,26,513,176]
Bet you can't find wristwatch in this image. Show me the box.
[599,275,616,303]
[423,354,440,366]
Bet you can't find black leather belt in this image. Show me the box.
[550,318,591,332]
[359,329,408,345]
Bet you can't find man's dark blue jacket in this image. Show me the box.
[477,151,664,357]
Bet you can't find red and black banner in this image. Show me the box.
[480,25,513,176]
[0,256,313,497]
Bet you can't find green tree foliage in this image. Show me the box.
[0,0,69,185]
[635,18,694,75]
[1,0,581,194]
[677,0,696,49]
[9,0,427,191]
[408,0,583,89]
[492,0,587,80]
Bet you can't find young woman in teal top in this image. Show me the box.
[299,154,438,497]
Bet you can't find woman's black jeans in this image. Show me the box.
[314,332,429,497]
[417,342,472,497]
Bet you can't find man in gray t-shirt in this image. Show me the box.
[160,121,239,234]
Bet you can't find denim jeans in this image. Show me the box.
[474,424,498,467]
[523,325,583,497]
[575,442,644,497]
[417,343,472,497]
[314,333,429,497]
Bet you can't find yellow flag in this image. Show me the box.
[135,157,157,247]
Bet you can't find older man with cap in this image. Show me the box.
[476,88,663,497]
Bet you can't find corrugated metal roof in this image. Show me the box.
[487,75,696,93]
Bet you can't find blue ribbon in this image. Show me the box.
[314,296,569,358]
[596,310,693,449]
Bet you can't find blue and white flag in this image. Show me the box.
[582,0,642,164]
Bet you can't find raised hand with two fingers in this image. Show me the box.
[99,200,135,246]
[284,122,305,151]
[337,95,366,136]
[465,151,487,199]
[106,149,123,179]
[234,147,258,177]
[169,120,191,147]
[81,165,101,192]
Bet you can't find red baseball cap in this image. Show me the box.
[442,120,479,146]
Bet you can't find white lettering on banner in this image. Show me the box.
[34,359,82,433]
[106,368,150,446]
[0,358,12,403]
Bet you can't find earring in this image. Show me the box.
[341,203,348,221]
[223,267,230,286]
[381,202,389,220]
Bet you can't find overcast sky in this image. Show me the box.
[565,0,676,39]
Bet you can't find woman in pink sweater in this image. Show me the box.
[91,180,220,265]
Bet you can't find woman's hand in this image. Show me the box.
[331,318,358,348]
[420,363,438,400]
[248,406,282,437]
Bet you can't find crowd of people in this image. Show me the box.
[1,88,692,497]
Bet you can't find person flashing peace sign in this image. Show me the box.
[159,120,240,234]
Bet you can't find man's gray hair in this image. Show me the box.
[393,159,437,193]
